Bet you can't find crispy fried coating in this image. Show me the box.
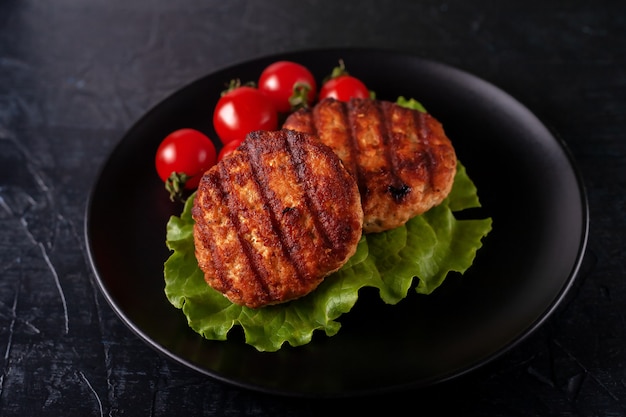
[283,98,457,233]
[192,129,363,308]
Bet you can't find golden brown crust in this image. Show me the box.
[283,98,457,233]
[192,129,363,308]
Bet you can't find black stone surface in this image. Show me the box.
[1,0,624,415]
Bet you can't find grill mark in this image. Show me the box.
[246,133,308,284]
[344,101,370,199]
[217,160,271,298]
[311,101,359,178]
[301,108,316,134]
[378,101,411,202]
[284,131,336,252]
[412,110,436,190]
[306,109,318,137]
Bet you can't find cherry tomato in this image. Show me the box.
[258,61,317,112]
[217,138,242,162]
[319,59,369,102]
[319,75,369,102]
[155,128,217,201]
[213,84,278,145]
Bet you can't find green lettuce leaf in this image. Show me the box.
[164,161,492,352]
[396,96,428,113]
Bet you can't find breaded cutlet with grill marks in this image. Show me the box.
[283,97,457,233]
[192,129,363,309]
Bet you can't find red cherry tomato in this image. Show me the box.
[213,85,278,145]
[258,61,317,112]
[319,75,370,102]
[155,128,217,200]
[217,138,242,162]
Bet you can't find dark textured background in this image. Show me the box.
[1,0,624,415]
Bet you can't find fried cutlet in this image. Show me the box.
[283,97,457,233]
[192,129,363,309]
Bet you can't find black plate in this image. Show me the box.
[85,49,589,398]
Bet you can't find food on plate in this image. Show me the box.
[283,97,457,233]
[212,80,278,145]
[191,129,363,308]
[154,128,217,202]
[319,59,370,102]
[258,60,317,112]
[163,59,493,352]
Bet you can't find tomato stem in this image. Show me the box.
[289,82,312,111]
[221,79,256,96]
[323,59,349,84]
[165,172,189,202]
